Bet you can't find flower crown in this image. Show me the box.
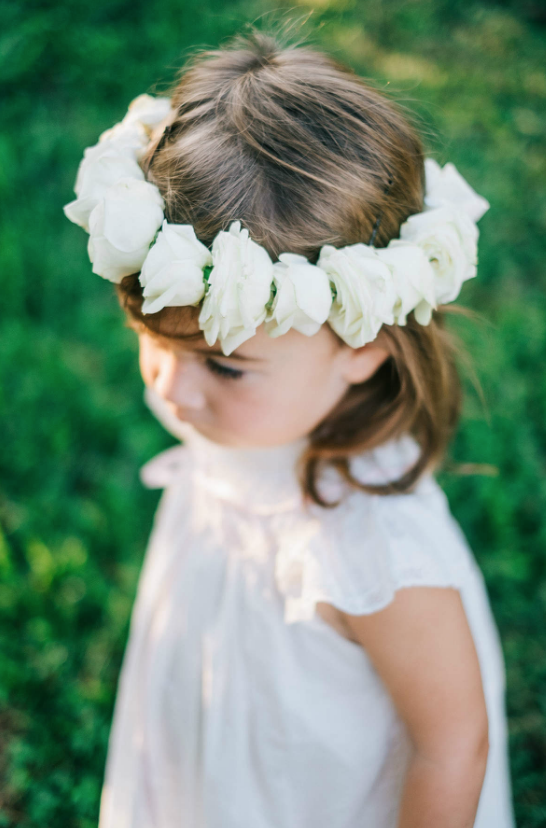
[64,94,490,356]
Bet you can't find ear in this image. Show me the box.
[339,341,390,384]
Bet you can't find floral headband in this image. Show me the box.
[64,94,490,356]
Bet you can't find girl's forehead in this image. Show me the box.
[136,315,340,365]
[138,324,266,363]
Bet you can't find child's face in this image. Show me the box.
[137,321,388,448]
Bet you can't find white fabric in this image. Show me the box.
[99,386,515,828]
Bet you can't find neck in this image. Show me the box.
[143,386,312,514]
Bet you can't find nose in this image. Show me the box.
[153,351,206,411]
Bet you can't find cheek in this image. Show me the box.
[208,382,271,434]
[213,362,343,443]
[279,363,344,426]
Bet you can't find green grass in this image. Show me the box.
[1,0,545,824]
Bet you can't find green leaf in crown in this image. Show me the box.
[202,264,213,294]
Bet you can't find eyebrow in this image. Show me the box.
[193,347,264,363]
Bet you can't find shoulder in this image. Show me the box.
[315,433,460,535]
[351,432,425,488]
[314,433,429,498]
[275,435,476,625]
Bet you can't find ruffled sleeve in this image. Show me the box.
[274,437,476,624]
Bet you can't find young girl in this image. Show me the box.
[64,30,515,828]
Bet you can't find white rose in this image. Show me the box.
[264,253,332,338]
[64,146,145,231]
[75,134,138,191]
[198,221,274,355]
[98,95,172,148]
[424,158,490,223]
[139,221,212,314]
[376,241,437,325]
[87,178,164,283]
[317,243,397,348]
[119,94,173,130]
[86,122,146,165]
[399,205,478,304]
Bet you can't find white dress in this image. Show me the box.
[99,386,515,828]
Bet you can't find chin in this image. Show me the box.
[198,424,268,449]
[183,419,238,446]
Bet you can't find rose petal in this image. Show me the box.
[424,158,490,223]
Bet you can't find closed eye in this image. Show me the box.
[205,358,245,380]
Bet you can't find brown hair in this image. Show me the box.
[116,28,466,508]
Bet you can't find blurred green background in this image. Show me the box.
[1,0,545,825]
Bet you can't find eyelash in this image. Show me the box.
[205,358,245,380]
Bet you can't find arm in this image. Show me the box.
[337,587,489,828]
